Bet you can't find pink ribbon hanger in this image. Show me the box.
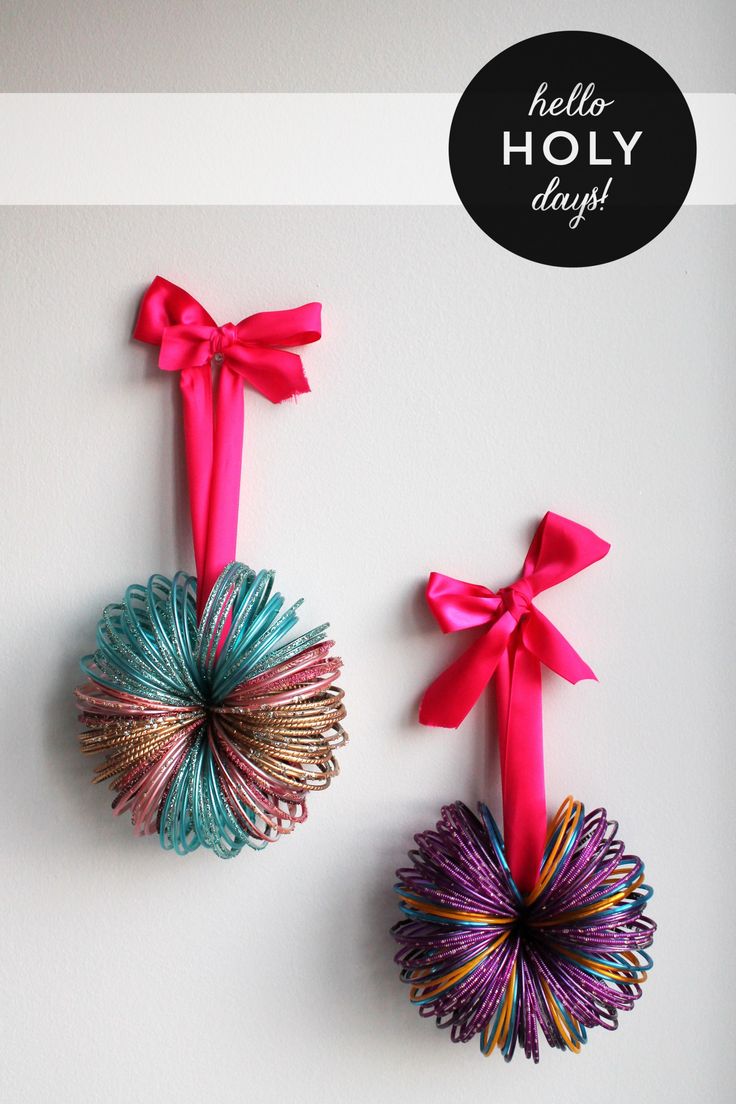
[134,275,321,617]
[419,512,610,894]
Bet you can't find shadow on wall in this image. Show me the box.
[41,316,193,859]
[42,605,122,851]
[401,577,503,810]
[136,327,193,574]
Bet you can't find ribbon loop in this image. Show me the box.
[425,572,501,633]
[235,302,322,349]
[419,512,609,893]
[132,275,215,344]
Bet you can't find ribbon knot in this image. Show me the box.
[499,582,532,623]
[212,322,239,357]
[419,512,610,893]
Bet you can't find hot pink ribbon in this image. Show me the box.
[419,512,610,894]
[134,275,321,616]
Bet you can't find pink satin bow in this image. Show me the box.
[419,512,610,893]
[134,274,321,404]
[134,276,321,615]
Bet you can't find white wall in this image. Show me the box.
[2,204,734,1103]
[1,4,735,1104]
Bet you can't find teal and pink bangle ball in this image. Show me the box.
[76,277,348,856]
[77,563,347,856]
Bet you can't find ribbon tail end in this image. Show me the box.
[570,664,598,684]
[418,711,460,731]
[418,694,463,730]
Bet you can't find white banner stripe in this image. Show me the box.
[0,93,733,205]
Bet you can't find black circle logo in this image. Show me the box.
[449,31,697,267]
